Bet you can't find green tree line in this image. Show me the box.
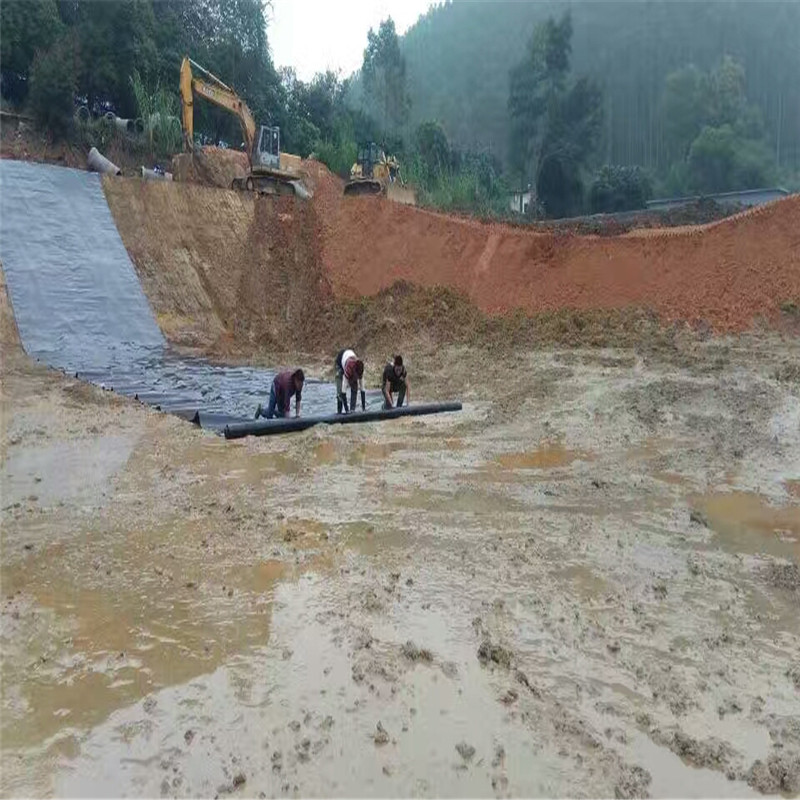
[3,0,796,218]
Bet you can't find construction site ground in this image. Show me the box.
[1,150,799,798]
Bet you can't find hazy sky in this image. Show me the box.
[269,0,435,81]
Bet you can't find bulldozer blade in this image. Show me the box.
[343,179,383,197]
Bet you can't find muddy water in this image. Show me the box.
[3,342,800,797]
[691,490,800,560]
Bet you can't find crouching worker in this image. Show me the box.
[255,369,304,419]
[382,355,410,409]
[335,348,365,413]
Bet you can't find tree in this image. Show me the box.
[508,13,603,216]
[415,121,450,174]
[28,32,77,136]
[362,18,410,136]
[507,12,572,183]
[687,124,773,192]
[661,55,775,193]
[0,0,63,103]
[661,64,705,162]
[67,0,158,116]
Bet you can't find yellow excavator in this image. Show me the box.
[179,56,304,196]
[344,142,413,203]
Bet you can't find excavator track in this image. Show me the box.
[231,175,297,196]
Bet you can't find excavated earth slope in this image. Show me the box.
[104,160,800,348]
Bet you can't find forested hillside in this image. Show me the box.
[3,0,798,219]
[400,0,800,179]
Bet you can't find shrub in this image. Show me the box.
[589,165,653,213]
[130,70,182,158]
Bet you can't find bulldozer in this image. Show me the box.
[179,56,306,197]
[344,143,414,204]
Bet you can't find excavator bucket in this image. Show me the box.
[343,178,383,197]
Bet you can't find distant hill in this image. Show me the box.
[396,0,800,174]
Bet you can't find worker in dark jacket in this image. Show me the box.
[382,355,410,409]
[335,348,365,413]
[255,369,304,419]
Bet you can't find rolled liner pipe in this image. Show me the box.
[224,402,463,439]
[87,146,121,176]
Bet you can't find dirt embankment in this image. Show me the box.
[105,157,800,359]
[103,179,332,354]
[311,163,800,331]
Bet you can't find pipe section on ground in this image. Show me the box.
[224,402,463,439]
[141,167,173,182]
[87,147,121,176]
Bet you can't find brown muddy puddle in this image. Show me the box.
[23,574,579,798]
[476,441,594,486]
[691,490,800,560]
[495,442,592,471]
[0,513,334,757]
[312,437,465,467]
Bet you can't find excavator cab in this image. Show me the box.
[255,126,280,170]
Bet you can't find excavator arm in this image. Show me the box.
[179,56,257,156]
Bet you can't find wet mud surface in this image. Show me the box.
[2,335,799,797]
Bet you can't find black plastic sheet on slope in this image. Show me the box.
[0,160,336,426]
[0,160,460,434]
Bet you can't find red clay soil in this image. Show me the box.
[308,162,800,332]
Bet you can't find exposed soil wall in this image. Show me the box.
[103,178,332,353]
[104,159,800,357]
[311,164,800,331]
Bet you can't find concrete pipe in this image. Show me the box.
[75,105,91,122]
[113,116,137,134]
[141,167,173,182]
[87,147,122,176]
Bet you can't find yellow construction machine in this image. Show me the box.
[179,56,304,196]
[344,142,414,204]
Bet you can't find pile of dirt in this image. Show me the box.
[171,147,249,189]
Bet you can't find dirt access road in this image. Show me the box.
[2,278,799,797]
